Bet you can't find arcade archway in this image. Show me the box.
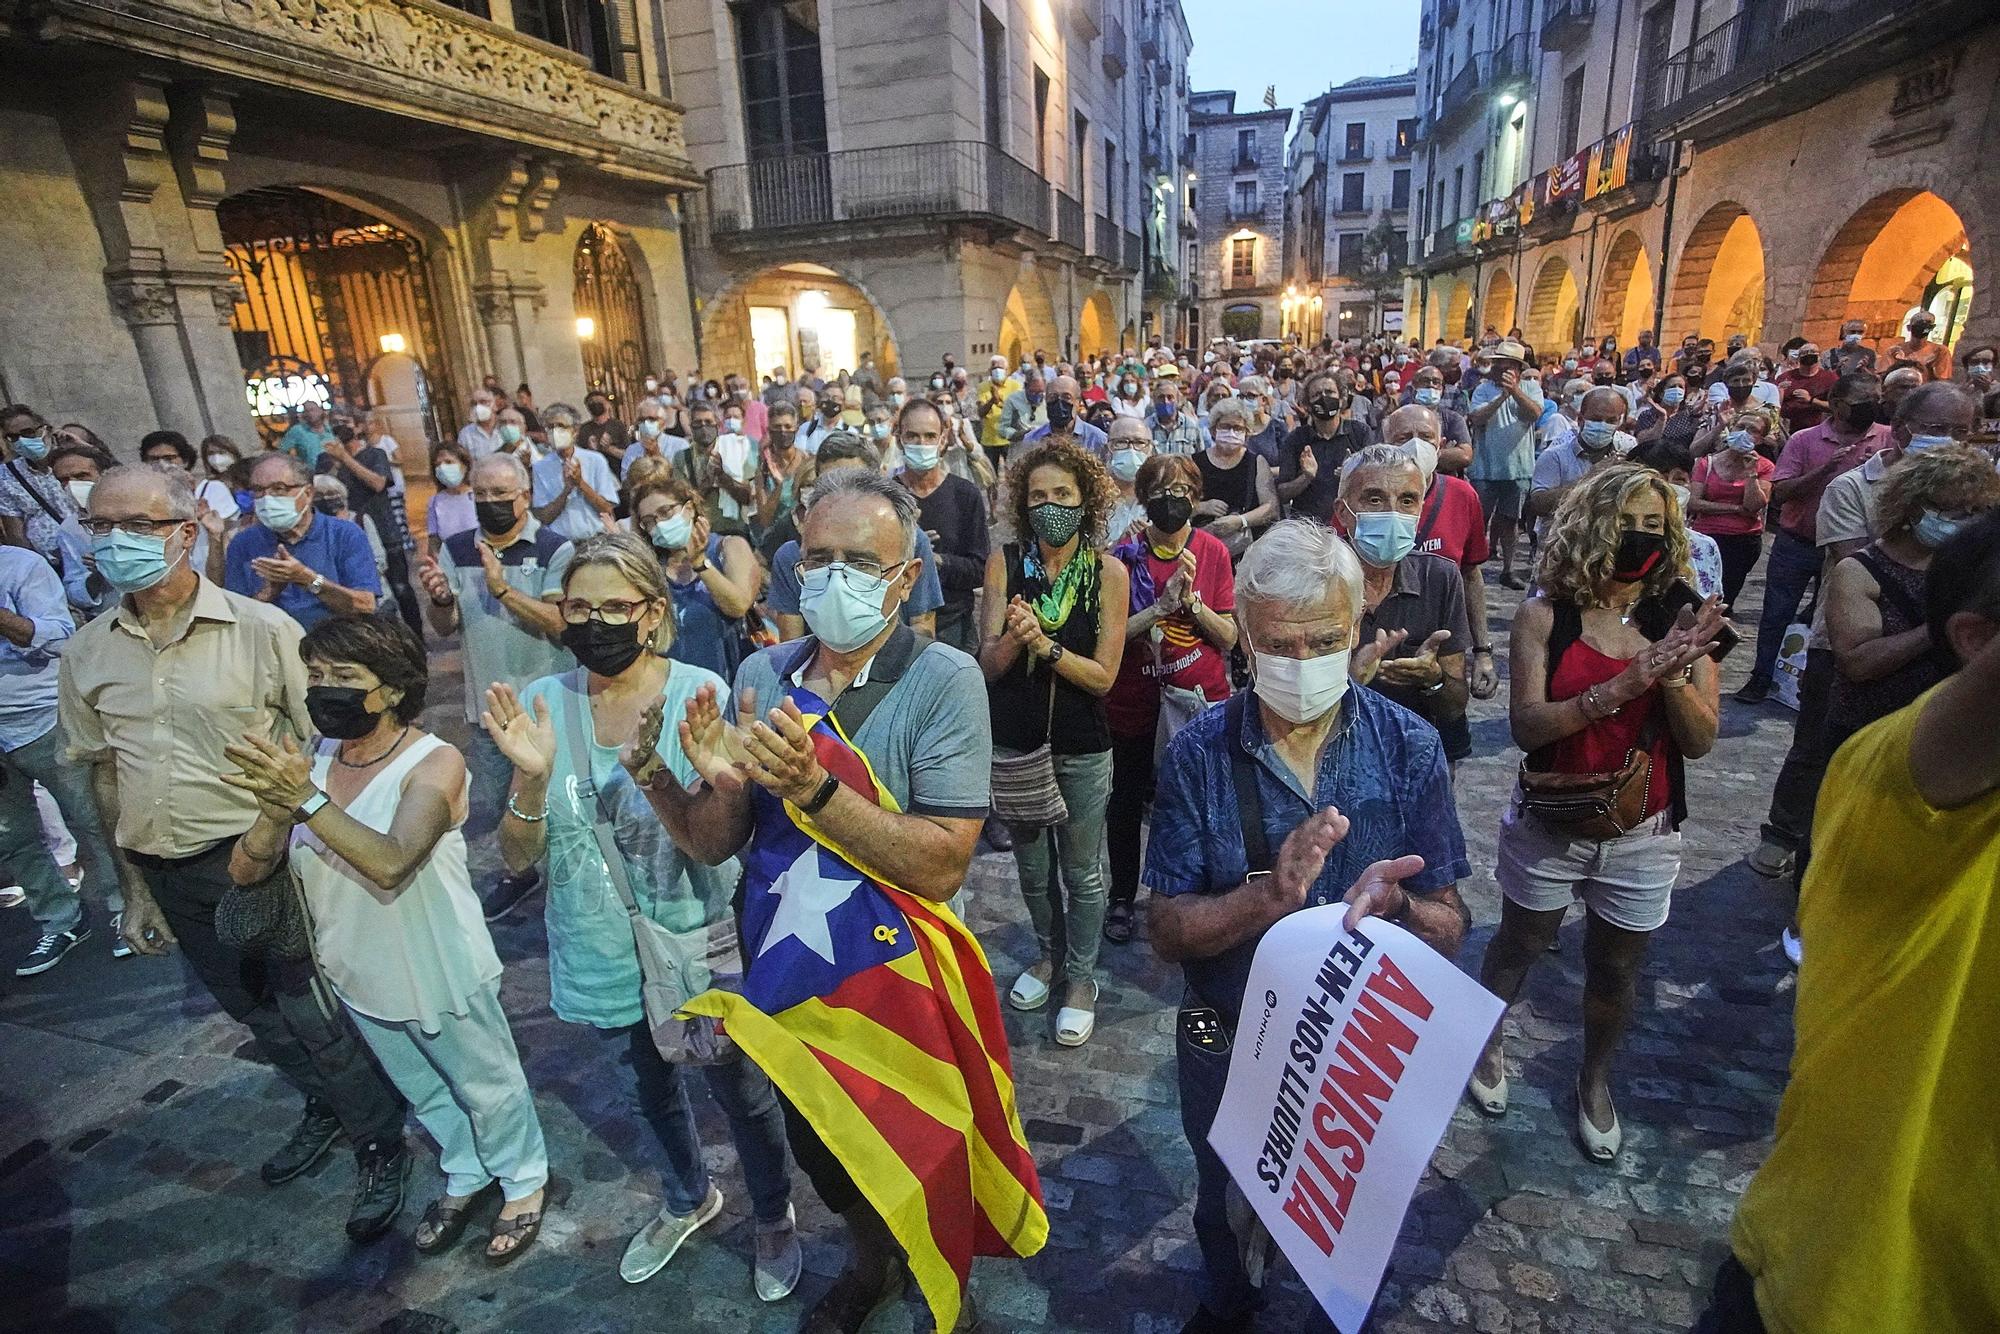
[1525,256,1581,354]
[1595,230,1656,349]
[1481,268,1517,338]
[1078,290,1116,361]
[573,223,657,414]
[1803,190,1972,351]
[701,262,900,386]
[1666,203,1766,345]
[1440,278,1473,344]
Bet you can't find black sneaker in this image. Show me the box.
[979,817,1013,854]
[262,1099,342,1185]
[16,924,90,976]
[481,867,542,922]
[1735,676,1772,704]
[347,1136,409,1244]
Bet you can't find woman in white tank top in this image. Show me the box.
[224,614,549,1265]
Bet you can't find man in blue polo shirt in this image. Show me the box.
[1145,520,1471,1334]
[225,453,379,628]
[416,451,573,920]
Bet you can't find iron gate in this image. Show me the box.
[219,186,456,447]
[573,222,656,413]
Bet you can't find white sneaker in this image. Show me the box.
[110,912,133,960]
[619,1183,722,1284]
[1781,927,1802,968]
[752,1203,803,1302]
[0,885,23,909]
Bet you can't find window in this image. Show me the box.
[1394,117,1418,155]
[1232,180,1258,216]
[515,0,620,79]
[1186,177,1198,213]
[1451,165,1464,220]
[1337,232,1365,277]
[1236,128,1257,167]
[1073,112,1090,198]
[1340,172,1366,212]
[1105,138,1118,221]
[1635,3,1675,114]
[735,1,826,156]
[1471,149,1485,200]
[1391,168,1412,210]
[1415,184,1427,226]
[1559,66,1586,158]
[1230,236,1256,283]
[1390,229,1408,266]
[1344,121,1367,159]
[981,10,1006,149]
[1034,68,1051,176]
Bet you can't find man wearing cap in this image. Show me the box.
[1464,337,1542,589]
[1776,343,1838,433]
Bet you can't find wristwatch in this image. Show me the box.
[308,574,327,596]
[798,771,841,815]
[1044,642,1067,666]
[293,790,330,823]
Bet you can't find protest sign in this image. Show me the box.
[1206,906,1504,1332]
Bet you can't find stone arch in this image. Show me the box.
[1078,290,1117,360]
[1524,255,1581,353]
[1440,278,1474,344]
[572,222,657,413]
[1481,268,1517,337]
[1665,202,1766,346]
[1802,189,1972,350]
[699,261,902,386]
[1594,230,1656,349]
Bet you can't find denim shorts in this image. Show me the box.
[1494,791,1682,932]
[1472,477,1527,522]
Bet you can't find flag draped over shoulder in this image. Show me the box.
[679,684,1047,1329]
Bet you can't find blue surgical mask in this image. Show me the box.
[870,421,891,440]
[1579,420,1618,450]
[254,494,302,530]
[1662,387,1686,406]
[1914,509,1962,549]
[1346,508,1419,567]
[1905,433,1957,455]
[1109,447,1145,482]
[638,419,662,440]
[799,561,905,652]
[500,423,524,445]
[12,431,50,462]
[1154,399,1177,424]
[649,513,694,550]
[901,444,941,472]
[1724,429,1756,454]
[1413,386,1441,407]
[90,528,181,593]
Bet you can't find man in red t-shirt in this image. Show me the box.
[1775,342,1838,433]
[1384,403,1497,700]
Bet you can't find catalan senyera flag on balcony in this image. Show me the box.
[679,687,1048,1330]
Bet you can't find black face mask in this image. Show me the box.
[1611,530,1668,583]
[1048,397,1075,430]
[1144,493,1194,533]
[1797,355,1818,368]
[306,685,382,740]
[690,422,719,448]
[562,618,648,678]
[476,499,520,536]
[1842,400,1879,428]
[313,496,344,516]
[1309,393,1344,420]
[1727,383,1753,401]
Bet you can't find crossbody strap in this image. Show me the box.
[8,460,66,527]
[557,670,649,924]
[1224,693,1272,875]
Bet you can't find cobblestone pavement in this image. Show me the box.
[0,563,1804,1334]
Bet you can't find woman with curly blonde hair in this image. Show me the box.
[1467,462,1727,1164]
[978,440,1130,1045]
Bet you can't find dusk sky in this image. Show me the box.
[1183,0,1423,122]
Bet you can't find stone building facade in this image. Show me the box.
[1189,90,1292,344]
[1404,0,1999,365]
[1286,72,1419,342]
[0,0,704,463]
[668,0,1183,381]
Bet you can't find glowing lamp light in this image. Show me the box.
[378,332,407,354]
[1497,91,1520,108]
[575,316,596,340]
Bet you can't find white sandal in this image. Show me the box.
[1054,979,1099,1047]
[1576,1077,1622,1163]
[1008,966,1052,1011]
[1467,1065,1509,1118]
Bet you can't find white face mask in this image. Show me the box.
[550,426,575,452]
[472,402,494,423]
[1669,483,1691,513]
[66,479,94,508]
[205,452,234,473]
[1248,633,1351,725]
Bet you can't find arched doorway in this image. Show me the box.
[1595,230,1656,349]
[220,185,456,451]
[1525,256,1581,354]
[1803,190,1972,351]
[1441,279,1474,345]
[1078,291,1116,360]
[701,263,900,387]
[1666,203,1766,345]
[999,274,1061,366]
[574,223,656,415]
[1481,269,1517,338]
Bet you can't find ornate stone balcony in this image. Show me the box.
[26,0,701,188]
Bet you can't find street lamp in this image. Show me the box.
[575,316,596,340]
[378,332,407,355]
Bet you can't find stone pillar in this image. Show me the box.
[475,284,526,389]
[107,274,208,431]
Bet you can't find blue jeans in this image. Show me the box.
[0,726,121,932]
[617,1023,792,1224]
[1006,748,1113,985]
[464,725,515,842]
[1750,529,1819,683]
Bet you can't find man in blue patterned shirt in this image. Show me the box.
[1145,520,1471,1334]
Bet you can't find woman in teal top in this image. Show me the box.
[482,532,800,1302]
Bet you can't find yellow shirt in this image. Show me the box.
[1731,687,2000,1333]
[57,577,312,858]
[977,376,1019,450]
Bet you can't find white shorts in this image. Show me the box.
[1494,791,1682,933]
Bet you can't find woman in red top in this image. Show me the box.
[1685,412,1776,606]
[1467,464,1725,1163]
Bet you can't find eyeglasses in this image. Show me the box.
[80,516,185,537]
[1903,420,1965,438]
[1145,484,1196,501]
[557,597,655,625]
[795,556,908,583]
[248,481,306,498]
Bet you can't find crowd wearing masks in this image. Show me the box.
[4,305,1997,1334]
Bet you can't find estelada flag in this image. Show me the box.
[680,684,1048,1328]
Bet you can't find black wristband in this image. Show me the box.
[799,771,840,816]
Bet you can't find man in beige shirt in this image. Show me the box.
[58,465,409,1243]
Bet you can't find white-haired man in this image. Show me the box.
[1145,520,1471,1334]
[1383,404,1498,699]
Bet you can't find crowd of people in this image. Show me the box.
[1,302,1996,1334]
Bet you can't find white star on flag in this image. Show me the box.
[759,842,862,963]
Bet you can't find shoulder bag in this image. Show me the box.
[214,857,315,962]
[990,666,1069,828]
[560,672,741,1065]
[1516,600,1659,841]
